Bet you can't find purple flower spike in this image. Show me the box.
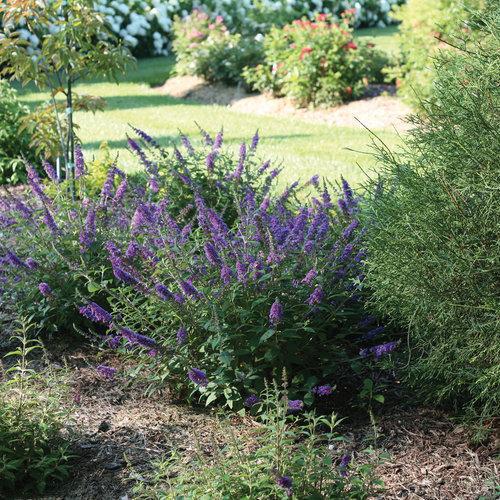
[121,327,156,348]
[372,341,398,359]
[43,161,58,182]
[38,282,52,297]
[220,265,232,285]
[176,326,188,345]
[312,385,333,396]
[180,280,200,299]
[75,144,85,178]
[96,365,116,380]
[188,368,208,387]
[206,151,217,172]
[155,284,174,301]
[213,128,223,150]
[113,266,139,286]
[204,242,221,266]
[42,210,59,235]
[287,400,304,414]
[269,299,284,326]
[277,475,293,496]
[80,207,96,250]
[307,286,324,306]
[342,219,359,240]
[6,251,27,268]
[339,454,351,477]
[250,129,259,150]
[79,302,113,325]
[244,394,261,408]
[25,258,39,269]
[301,268,317,286]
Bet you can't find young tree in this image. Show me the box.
[0,0,134,195]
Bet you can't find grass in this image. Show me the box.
[356,25,401,57]
[17,26,402,187]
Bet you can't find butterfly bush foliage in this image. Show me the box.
[86,133,393,408]
[0,127,268,334]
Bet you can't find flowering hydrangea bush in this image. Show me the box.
[244,11,387,107]
[10,1,401,58]
[172,10,264,85]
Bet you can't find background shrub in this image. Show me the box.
[172,10,264,85]
[364,2,500,421]
[12,1,401,58]
[244,12,389,107]
[0,80,36,185]
[388,0,480,108]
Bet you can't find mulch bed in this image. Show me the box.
[28,348,497,500]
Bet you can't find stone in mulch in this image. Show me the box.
[159,75,412,132]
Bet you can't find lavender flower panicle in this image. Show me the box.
[43,161,58,182]
[188,368,208,387]
[42,209,59,235]
[176,326,188,345]
[307,286,324,306]
[250,129,259,150]
[213,128,223,150]
[79,302,113,325]
[244,394,261,407]
[287,400,303,414]
[277,475,293,496]
[269,299,284,326]
[312,384,333,396]
[155,284,174,301]
[38,282,52,297]
[96,365,116,380]
[74,144,85,178]
[302,268,317,286]
[339,454,351,477]
[121,327,156,348]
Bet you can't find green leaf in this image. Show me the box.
[373,394,385,404]
[259,329,275,344]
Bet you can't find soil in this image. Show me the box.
[18,349,493,500]
[159,76,412,132]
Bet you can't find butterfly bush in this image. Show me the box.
[77,133,396,408]
[0,128,396,408]
[12,1,401,58]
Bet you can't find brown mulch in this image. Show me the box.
[159,75,412,132]
[33,349,497,500]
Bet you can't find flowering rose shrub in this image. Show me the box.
[243,11,388,107]
[387,0,480,108]
[172,9,264,85]
[11,1,401,58]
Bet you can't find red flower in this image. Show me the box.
[345,86,353,95]
[316,13,328,22]
[300,46,313,60]
[343,41,358,51]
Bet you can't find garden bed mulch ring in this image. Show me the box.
[39,350,499,500]
[159,76,412,132]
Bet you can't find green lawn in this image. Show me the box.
[17,27,402,186]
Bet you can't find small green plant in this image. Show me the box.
[243,11,389,107]
[0,80,36,184]
[172,9,264,85]
[0,317,73,495]
[133,381,383,499]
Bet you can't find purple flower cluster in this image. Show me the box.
[188,368,208,387]
[312,384,333,396]
[360,341,398,360]
[96,364,117,380]
[287,399,303,414]
[244,394,261,407]
[79,302,113,325]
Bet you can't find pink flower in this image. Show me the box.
[344,41,358,51]
[300,47,313,60]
